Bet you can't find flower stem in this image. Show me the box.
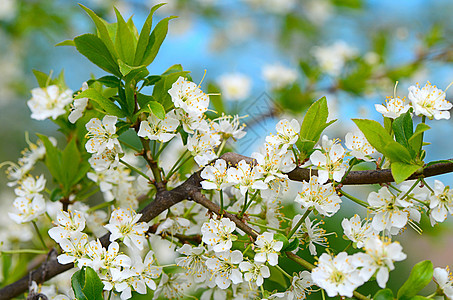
[339,189,369,208]
[167,150,189,179]
[219,189,224,215]
[400,178,421,200]
[421,177,435,193]
[155,141,170,159]
[167,155,193,180]
[32,221,47,250]
[239,190,259,218]
[247,221,285,233]
[238,191,249,219]
[216,139,227,156]
[275,264,292,280]
[119,159,151,182]
[87,200,116,213]
[0,249,48,255]
[287,209,311,240]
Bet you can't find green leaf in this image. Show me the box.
[124,81,136,116]
[79,4,118,61]
[32,70,51,88]
[134,3,166,65]
[408,123,430,153]
[382,143,413,164]
[114,7,136,65]
[36,134,63,183]
[50,187,63,202]
[391,162,422,184]
[374,289,394,300]
[87,76,121,88]
[268,265,288,289]
[74,34,121,77]
[384,117,393,135]
[75,88,126,117]
[71,269,88,300]
[82,267,104,300]
[71,267,103,300]
[148,101,166,119]
[426,159,453,167]
[283,238,299,252]
[118,60,146,77]
[397,260,433,300]
[61,138,81,193]
[298,97,336,155]
[143,75,161,87]
[55,39,75,47]
[141,16,177,66]
[392,112,414,155]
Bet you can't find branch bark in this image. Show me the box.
[1,152,452,299]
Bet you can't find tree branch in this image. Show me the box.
[1,153,452,299]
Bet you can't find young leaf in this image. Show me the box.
[153,70,190,110]
[392,112,414,155]
[143,75,161,87]
[75,88,126,117]
[74,34,121,77]
[118,60,146,77]
[408,123,430,153]
[87,76,121,88]
[36,134,63,184]
[32,70,51,88]
[71,267,103,300]
[148,101,166,120]
[391,162,422,184]
[114,7,136,65]
[141,16,177,66]
[397,260,433,300]
[298,97,336,154]
[61,138,81,193]
[55,39,75,47]
[134,3,166,65]
[79,4,118,60]
[353,119,395,153]
[374,289,394,300]
[71,269,88,300]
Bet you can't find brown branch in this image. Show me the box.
[2,153,452,299]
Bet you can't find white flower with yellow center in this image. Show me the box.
[187,130,221,167]
[48,209,86,243]
[78,240,131,272]
[345,130,376,162]
[254,232,283,266]
[27,85,73,120]
[266,119,300,155]
[375,96,410,119]
[201,159,231,190]
[137,110,179,142]
[433,266,453,299]
[311,252,364,297]
[201,217,237,252]
[85,115,122,155]
[175,244,209,283]
[295,176,342,217]
[408,81,452,120]
[14,174,46,198]
[309,135,346,184]
[353,237,406,288]
[341,214,377,248]
[104,208,149,250]
[206,250,243,289]
[227,160,267,195]
[429,180,453,225]
[68,82,89,123]
[8,194,46,224]
[239,260,270,286]
[168,76,209,117]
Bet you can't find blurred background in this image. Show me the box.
[1,0,453,297]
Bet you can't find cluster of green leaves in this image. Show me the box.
[354,112,430,183]
[374,260,434,300]
[59,4,185,122]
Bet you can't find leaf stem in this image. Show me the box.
[32,221,47,250]
[339,189,369,208]
[119,159,151,182]
[287,209,311,240]
[275,264,293,280]
[219,189,224,215]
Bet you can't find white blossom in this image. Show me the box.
[312,41,357,77]
[262,63,298,90]
[187,130,221,167]
[375,97,410,119]
[201,159,231,190]
[210,114,247,141]
[9,194,46,224]
[292,216,329,256]
[175,244,209,283]
[429,180,453,225]
[311,252,364,297]
[266,119,300,155]
[137,110,179,142]
[433,267,453,299]
[345,130,376,162]
[239,261,270,286]
[104,208,149,250]
[201,218,237,252]
[206,250,243,289]
[227,160,267,195]
[309,135,346,184]
[14,175,46,198]
[295,176,341,217]
[254,232,283,266]
[168,76,209,117]
[85,115,122,155]
[353,237,407,288]
[78,240,131,272]
[48,210,86,243]
[341,214,377,248]
[217,73,252,101]
[68,82,88,123]
[27,85,73,120]
[408,81,452,120]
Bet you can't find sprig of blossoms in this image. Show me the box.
[85,115,122,155]
[201,217,237,252]
[254,232,283,266]
[104,208,149,250]
[408,81,452,120]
